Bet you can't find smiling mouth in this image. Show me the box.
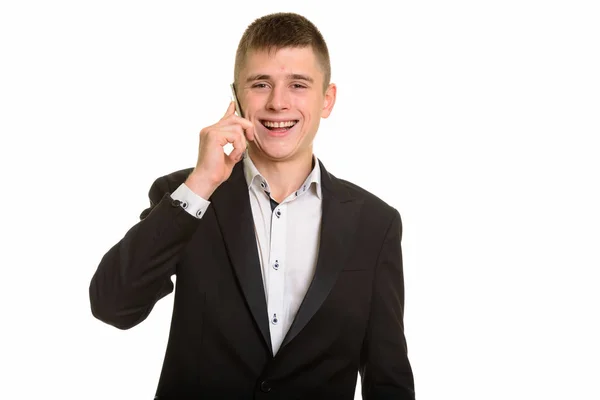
[260,120,299,132]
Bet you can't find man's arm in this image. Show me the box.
[89,101,252,330]
[359,209,415,399]
[88,176,202,330]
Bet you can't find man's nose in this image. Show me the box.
[266,86,290,111]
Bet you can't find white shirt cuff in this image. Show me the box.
[170,183,211,219]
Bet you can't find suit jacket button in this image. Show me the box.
[170,199,181,207]
[260,380,271,393]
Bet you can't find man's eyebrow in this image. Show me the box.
[288,74,314,83]
[246,74,270,82]
[246,74,314,83]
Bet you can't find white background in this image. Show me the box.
[1,0,599,399]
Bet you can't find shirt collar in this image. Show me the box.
[242,152,322,200]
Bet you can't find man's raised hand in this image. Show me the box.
[184,101,254,199]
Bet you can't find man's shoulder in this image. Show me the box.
[150,165,399,219]
[327,170,398,219]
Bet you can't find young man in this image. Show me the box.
[90,12,415,399]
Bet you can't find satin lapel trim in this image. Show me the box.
[210,163,273,355]
[280,184,363,350]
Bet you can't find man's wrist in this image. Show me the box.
[185,172,220,199]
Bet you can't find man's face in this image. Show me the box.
[237,46,336,163]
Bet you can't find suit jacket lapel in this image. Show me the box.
[211,162,273,355]
[280,160,363,350]
[210,160,363,355]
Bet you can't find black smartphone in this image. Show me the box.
[230,83,249,155]
[230,83,243,118]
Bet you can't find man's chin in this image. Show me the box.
[249,144,299,162]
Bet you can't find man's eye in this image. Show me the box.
[252,83,268,89]
[292,84,307,89]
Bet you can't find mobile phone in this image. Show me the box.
[230,83,243,118]
[230,83,249,156]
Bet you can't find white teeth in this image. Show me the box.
[263,120,297,128]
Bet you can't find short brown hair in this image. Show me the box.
[234,13,331,92]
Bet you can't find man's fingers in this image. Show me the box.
[217,117,255,142]
[218,116,255,141]
[221,101,236,120]
[243,125,255,142]
[213,124,246,140]
[215,128,247,152]
[220,115,253,129]
[227,146,245,165]
[224,131,246,166]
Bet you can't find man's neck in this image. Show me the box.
[247,149,314,203]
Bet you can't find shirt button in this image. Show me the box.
[170,199,181,207]
[260,380,271,393]
[196,209,202,218]
[275,209,282,218]
[271,314,278,325]
[260,180,267,189]
[273,260,279,270]
[180,201,188,209]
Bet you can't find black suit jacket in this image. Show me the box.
[89,160,414,399]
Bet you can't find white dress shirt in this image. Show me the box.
[171,153,323,355]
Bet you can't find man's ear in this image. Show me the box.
[321,83,337,118]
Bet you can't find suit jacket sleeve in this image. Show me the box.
[360,209,415,399]
[89,175,201,330]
